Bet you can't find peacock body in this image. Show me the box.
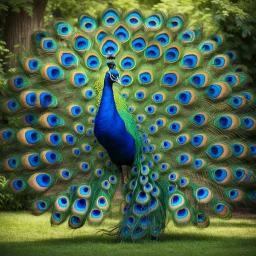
[1,8,256,241]
[94,70,136,166]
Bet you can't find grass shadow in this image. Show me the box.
[1,234,256,256]
[1,230,256,256]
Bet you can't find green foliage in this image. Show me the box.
[0,0,34,50]
[210,0,256,77]
[0,0,33,17]
[0,175,32,211]
[0,175,22,211]
[45,0,141,23]
[0,0,34,51]
[0,40,9,90]
[0,41,12,130]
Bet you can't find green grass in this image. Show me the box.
[0,204,255,256]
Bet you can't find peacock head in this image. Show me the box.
[105,69,122,86]
[105,52,122,86]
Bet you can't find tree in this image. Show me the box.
[1,0,48,68]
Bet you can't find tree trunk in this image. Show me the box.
[4,0,48,68]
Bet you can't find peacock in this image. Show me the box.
[0,8,256,241]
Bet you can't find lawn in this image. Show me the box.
[0,203,255,256]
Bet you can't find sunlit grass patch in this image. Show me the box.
[0,207,255,256]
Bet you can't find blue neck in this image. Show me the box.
[94,75,136,166]
[96,76,118,125]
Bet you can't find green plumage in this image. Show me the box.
[0,8,256,241]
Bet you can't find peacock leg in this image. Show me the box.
[117,165,124,186]
[123,165,131,183]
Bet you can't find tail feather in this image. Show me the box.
[1,8,256,241]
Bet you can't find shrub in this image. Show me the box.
[0,175,32,211]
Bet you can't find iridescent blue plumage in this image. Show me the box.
[94,70,136,166]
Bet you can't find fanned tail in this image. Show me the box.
[1,7,256,241]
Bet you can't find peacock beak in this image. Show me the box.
[108,71,123,86]
[116,77,123,86]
